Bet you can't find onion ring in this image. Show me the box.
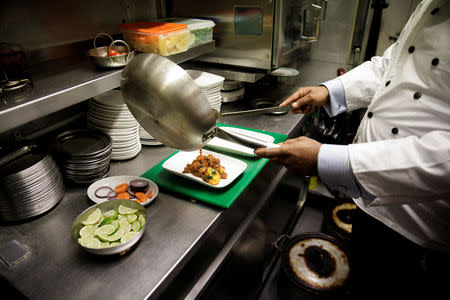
[95,186,113,198]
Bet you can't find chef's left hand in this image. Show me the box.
[254,136,322,176]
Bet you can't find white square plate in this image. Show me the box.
[162,149,247,188]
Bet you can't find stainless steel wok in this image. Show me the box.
[121,53,287,151]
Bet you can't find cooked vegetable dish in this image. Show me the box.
[182,150,227,185]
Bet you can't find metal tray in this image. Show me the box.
[54,129,112,159]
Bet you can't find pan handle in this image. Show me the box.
[215,127,280,149]
[273,234,290,252]
[93,33,114,49]
[107,40,131,63]
[220,105,292,117]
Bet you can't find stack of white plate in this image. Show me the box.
[186,70,225,112]
[221,80,245,103]
[87,90,142,160]
[0,145,64,222]
[139,126,162,146]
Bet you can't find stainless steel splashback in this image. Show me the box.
[169,0,323,71]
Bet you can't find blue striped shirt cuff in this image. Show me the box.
[318,144,376,200]
[321,78,347,117]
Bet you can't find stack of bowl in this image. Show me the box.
[54,129,112,184]
[87,90,141,160]
[186,70,225,112]
[0,145,65,222]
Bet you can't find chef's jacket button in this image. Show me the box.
[431,7,440,15]
[408,46,415,53]
[432,58,439,66]
[385,80,391,86]
[391,127,399,134]
[368,112,373,118]
[413,92,422,99]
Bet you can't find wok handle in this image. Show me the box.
[219,105,292,117]
[216,127,280,149]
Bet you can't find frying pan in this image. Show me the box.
[121,53,287,151]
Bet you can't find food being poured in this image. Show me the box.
[182,149,227,185]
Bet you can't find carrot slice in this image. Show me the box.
[134,199,142,203]
[116,192,130,200]
[147,190,153,198]
[115,183,129,194]
[135,192,147,202]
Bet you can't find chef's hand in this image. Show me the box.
[254,137,322,176]
[280,86,329,114]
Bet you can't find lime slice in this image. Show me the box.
[121,231,138,243]
[101,242,110,248]
[94,215,104,226]
[119,219,131,234]
[78,236,93,247]
[79,225,96,238]
[85,237,102,249]
[118,205,138,215]
[118,214,128,221]
[131,221,142,232]
[94,224,116,236]
[82,208,102,225]
[100,216,116,226]
[104,210,118,219]
[110,220,120,231]
[109,242,120,247]
[138,215,146,226]
[98,228,125,242]
[127,214,138,223]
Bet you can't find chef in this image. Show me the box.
[255,0,449,297]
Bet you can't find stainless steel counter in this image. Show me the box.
[0,56,346,300]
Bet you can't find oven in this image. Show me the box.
[168,0,326,71]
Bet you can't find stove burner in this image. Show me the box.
[0,78,32,101]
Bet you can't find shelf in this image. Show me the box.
[0,41,216,134]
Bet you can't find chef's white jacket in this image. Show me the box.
[319,0,449,252]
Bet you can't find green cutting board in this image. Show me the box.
[140,123,287,208]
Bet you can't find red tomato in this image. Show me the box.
[108,49,119,56]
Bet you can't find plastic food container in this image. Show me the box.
[159,18,215,47]
[119,21,189,56]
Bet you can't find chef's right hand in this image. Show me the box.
[280,86,330,115]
